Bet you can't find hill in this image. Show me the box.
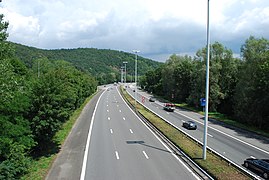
[11,42,162,84]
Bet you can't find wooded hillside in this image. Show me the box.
[11,43,162,84]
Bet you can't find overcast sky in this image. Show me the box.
[1,0,268,61]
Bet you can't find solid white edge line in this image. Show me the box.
[80,90,106,180]
[116,87,201,180]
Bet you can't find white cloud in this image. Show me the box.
[0,0,269,61]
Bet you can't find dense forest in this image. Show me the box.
[11,43,161,85]
[0,15,97,178]
[140,38,269,131]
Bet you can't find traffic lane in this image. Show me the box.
[85,90,117,180]
[131,87,269,152]
[114,87,199,180]
[206,125,269,165]
[168,110,269,165]
[85,87,199,180]
[108,110,196,180]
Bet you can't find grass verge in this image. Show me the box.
[121,87,250,180]
[21,92,97,180]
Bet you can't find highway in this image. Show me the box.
[80,85,200,180]
[126,84,269,173]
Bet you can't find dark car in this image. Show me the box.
[163,103,175,112]
[149,97,156,102]
[182,121,197,130]
[244,158,269,179]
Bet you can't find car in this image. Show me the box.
[182,121,197,130]
[163,103,175,112]
[244,158,269,179]
[149,97,156,102]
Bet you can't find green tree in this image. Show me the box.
[28,60,97,152]
[189,42,239,112]
[0,14,13,60]
[172,55,194,102]
[0,14,35,178]
[234,36,269,129]
[141,66,163,95]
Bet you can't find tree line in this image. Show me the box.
[140,37,269,131]
[0,15,97,178]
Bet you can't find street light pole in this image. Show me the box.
[203,0,210,160]
[123,61,128,84]
[132,50,140,111]
[121,66,124,83]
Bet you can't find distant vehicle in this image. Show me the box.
[133,89,135,92]
[244,158,269,179]
[182,121,197,130]
[149,97,156,102]
[163,103,175,112]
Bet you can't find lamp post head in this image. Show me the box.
[132,50,140,53]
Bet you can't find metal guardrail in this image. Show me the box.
[122,87,262,180]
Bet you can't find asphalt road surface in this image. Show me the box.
[126,84,269,174]
[81,85,200,180]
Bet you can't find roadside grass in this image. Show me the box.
[121,88,249,180]
[21,92,97,180]
[176,103,269,138]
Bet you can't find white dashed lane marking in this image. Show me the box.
[142,151,149,159]
[115,151,120,160]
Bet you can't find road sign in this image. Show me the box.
[200,98,206,107]
[142,96,145,103]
